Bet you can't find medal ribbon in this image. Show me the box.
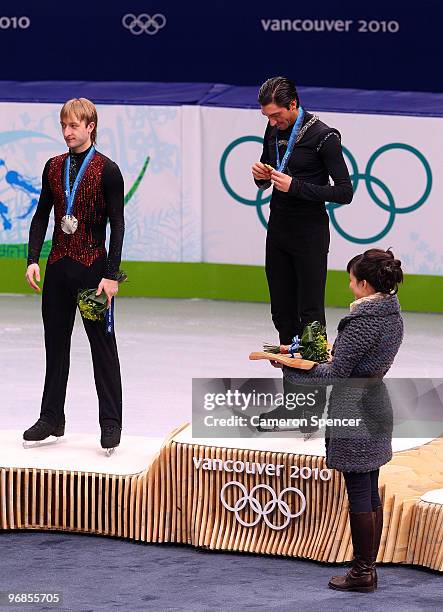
[105,297,115,335]
[64,145,96,216]
[289,335,301,357]
[275,106,305,172]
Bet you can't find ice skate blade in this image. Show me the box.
[23,436,64,449]
[104,447,117,457]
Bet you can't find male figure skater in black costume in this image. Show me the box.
[252,76,353,432]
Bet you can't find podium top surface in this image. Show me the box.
[0,427,437,473]
[0,431,164,476]
[173,424,436,457]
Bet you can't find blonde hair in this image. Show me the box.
[60,98,98,144]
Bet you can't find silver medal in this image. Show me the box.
[61,214,78,234]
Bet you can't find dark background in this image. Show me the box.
[0,0,440,91]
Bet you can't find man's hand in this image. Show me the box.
[252,162,272,181]
[271,170,292,193]
[96,278,119,308]
[25,263,41,292]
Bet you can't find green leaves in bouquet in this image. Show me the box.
[262,343,281,354]
[77,270,128,322]
[298,321,329,363]
[115,270,128,284]
[78,289,108,321]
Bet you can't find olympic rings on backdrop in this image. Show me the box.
[220,139,432,243]
[122,13,166,36]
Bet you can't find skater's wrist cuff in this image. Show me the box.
[289,178,302,196]
[254,178,271,190]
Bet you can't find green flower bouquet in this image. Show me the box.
[264,320,329,363]
[77,271,127,322]
[297,321,329,362]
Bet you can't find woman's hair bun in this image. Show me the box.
[347,248,404,294]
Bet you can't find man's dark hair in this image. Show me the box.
[258,76,300,109]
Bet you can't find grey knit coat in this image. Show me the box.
[284,294,404,472]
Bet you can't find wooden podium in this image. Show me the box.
[0,426,442,571]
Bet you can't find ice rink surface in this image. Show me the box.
[1,295,442,440]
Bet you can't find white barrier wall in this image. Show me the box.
[0,103,201,263]
[201,106,441,275]
[0,103,441,276]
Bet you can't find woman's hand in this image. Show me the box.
[269,360,283,369]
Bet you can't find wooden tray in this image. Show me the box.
[249,351,318,370]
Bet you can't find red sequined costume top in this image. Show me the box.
[27,146,124,280]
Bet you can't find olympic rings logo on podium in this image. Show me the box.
[220,481,306,531]
[219,138,432,243]
[122,13,166,36]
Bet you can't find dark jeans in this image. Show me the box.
[343,470,381,513]
[39,256,122,429]
[265,211,330,344]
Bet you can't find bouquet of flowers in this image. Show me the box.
[77,271,127,322]
[264,321,329,363]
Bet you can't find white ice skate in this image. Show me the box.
[23,435,64,450]
[100,424,121,457]
[23,418,65,449]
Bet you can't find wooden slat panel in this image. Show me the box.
[0,431,441,571]
[24,469,29,528]
[0,469,7,529]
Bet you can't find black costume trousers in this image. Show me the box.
[265,210,330,345]
[39,256,122,429]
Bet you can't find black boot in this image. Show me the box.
[328,511,376,593]
[23,417,65,442]
[100,424,121,452]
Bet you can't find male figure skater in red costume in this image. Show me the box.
[24,98,124,455]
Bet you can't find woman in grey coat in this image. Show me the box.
[283,248,404,593]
